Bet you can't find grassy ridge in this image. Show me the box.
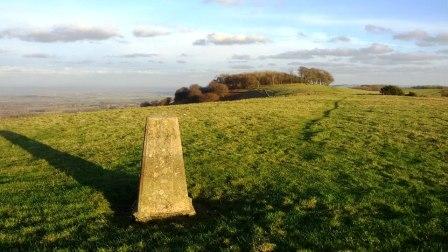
[0,84,447,250]
[403,88,447,97]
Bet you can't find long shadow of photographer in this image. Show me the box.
[0,130,138,218]
[0,130,328,250]
[1,130,265,249]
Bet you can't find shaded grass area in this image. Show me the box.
[0,84,447,250]
[222,89,269,101]
[0,131,136,216]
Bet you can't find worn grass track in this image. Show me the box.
[0,84,447,250]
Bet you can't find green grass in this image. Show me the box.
[350,86,447,97]
[1,84,447,250]
[402,88,447,97]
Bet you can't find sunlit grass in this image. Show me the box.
[402,88,447,97]
[0,84,447,250]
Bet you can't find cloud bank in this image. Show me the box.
[119,53,158,58]
[365,24,448,47]
[231,54,251,60]
[0,25,120,43]
[23,53,54,58]
[328,36,351,43]
[133,27,171,37]
[261,43,393,60]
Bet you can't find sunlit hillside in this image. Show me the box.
[1,84,447,250]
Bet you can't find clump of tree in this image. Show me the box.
[213,71,302,89]
[174,83,229,104]
[145,66,335,106]
[298,67,334,85]
[140,97,172,107]
[405,91,417,97]
[200,92,220,102]
[204,81,230,97]
[211,67,333,90]
[380,85,404,96]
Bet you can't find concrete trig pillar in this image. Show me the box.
[134,117,195,222]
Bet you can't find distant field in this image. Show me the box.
[351,85,447,97]
[0,86,172,117]
[0,84,447,250]
[403,88,447,97]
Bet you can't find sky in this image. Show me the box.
[0,0,447,88]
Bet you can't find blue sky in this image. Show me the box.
[0,0,447,88]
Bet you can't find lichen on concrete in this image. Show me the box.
[134,117,195,222]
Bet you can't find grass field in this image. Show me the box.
[402,88,447,97]
[351,85,447,98]
[1,84,447,250]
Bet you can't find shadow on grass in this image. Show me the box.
[0,130,138,217]
[221,89,270,101]
[0,130,297,249]
[2,129,440,249]
[0,130,339,250]
[301,99,343,141]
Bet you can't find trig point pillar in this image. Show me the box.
[134,117,195,222]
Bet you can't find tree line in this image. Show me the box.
[141,66,334,106]
[212,67,333,89]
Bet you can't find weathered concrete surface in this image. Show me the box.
[134,117,195,222]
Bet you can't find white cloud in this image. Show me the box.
[287,61,352,68]
[259,43,448,66]
[231,54,251,60]
[23,53,54,59]
[261,43,393,59]
[0,25,120,43]
[290,15,447,31]
[365,25,448,47]
[133,26,171,37]
[359,52,447,64]
[193,33,268,46]
[393,30,429,41]
[119,53,158,58]
[55,60,94,65]
[359,43,393,54]
[297,32,307,38]
[209,33,268,45]
[394,30,448,47]
[328,36,351,43]
[364,24,393,34]
[193,39,207,46]
[204,0,243,6]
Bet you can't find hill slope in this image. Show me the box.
[0,84,447,250]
